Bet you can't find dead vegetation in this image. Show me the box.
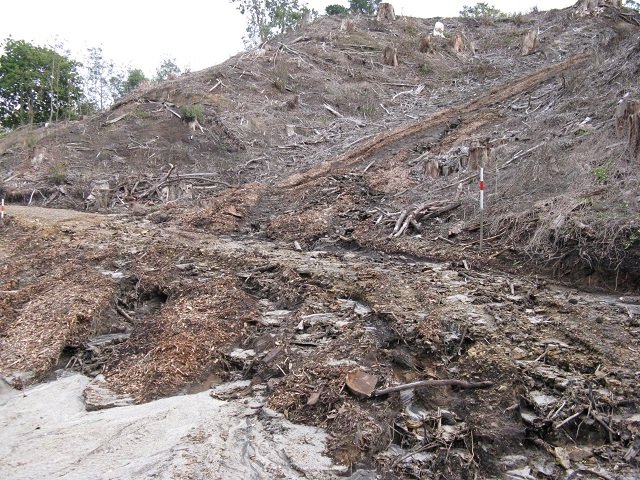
[2,4,640,479]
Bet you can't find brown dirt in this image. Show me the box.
[2,5,640,479]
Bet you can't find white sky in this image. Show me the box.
[0,0,576,77]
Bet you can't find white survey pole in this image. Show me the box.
[0,198,4,220]
[479,168,484,251]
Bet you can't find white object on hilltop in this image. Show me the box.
[433,22,445,38]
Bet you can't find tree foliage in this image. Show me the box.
[124,69,147,93]
[349,0,380,14]
[460,2,506,19]
[0,38,83,128]
[155,58,181,81]
[625,0,640,10]
[231,0,314,44]
[326,4,349,15]
[84,47,114,111]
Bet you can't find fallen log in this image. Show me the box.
[374,379,493,397]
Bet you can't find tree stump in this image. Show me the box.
[452,33,464,53]
[425,158,442,177]
[521,30,539,56]
[419,35,434,53]
[575,0,621,15]
[468,140,491,171]
[615,100,640,159]
[383,46,398,67]
[377,3,396,22]
[341,19,355,32]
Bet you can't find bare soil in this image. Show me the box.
[1,4,640,479]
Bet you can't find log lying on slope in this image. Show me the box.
[278,53,590,189]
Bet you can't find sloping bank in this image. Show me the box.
[0,375,343,480]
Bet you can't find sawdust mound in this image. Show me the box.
[105,275,256,401]
[0,223,117,383]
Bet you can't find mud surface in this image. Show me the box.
[1,205,639,478]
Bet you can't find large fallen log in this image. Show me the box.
[278,53,590,188]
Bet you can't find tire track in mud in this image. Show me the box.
[278,53,590,188]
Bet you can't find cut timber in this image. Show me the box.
[278,53,590,188]
[419,35,434,54]
[390,201,461,238]
[383,46,398,67]
[521,30,539,56]
[376,3,396,22]
[615,100,640,159]
[102,113,129,126]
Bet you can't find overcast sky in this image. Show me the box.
[1,0,576,77]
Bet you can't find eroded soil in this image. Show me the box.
[1,205,638,479]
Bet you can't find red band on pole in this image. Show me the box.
[479,180,484,191]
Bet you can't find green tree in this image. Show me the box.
[155,58,181,81]
[326,4,349,15]
[231,0,314,44]
[625,1,640,10]
[85,47,114,110]
[349,0,380,14]
[460,2,506,18]
[0,38,83,128]
[124,69,147,93]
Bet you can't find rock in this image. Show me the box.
[260,310,291,326]
[83,375,134,411]
[301,313,339,325]
[337,298,371,316]
[228,349,256,362]
[346,370,378,397]
[530,391,558,411]
[512,347,527,360]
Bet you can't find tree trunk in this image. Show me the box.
[377,3,396,22]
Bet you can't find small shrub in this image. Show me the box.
[419,63,432,76]
[135,110,151,119]
[593,159,614,183]
[179,104,204,123]
[326,4,349,15]
[460,2,506,19]
[47,161,68,185]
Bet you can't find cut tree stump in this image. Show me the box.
[383,46,398,67]
[521,30,539,56]
[376,3,396,22]
[419,35,434,54]
[615,100,640,160]
[453,33,464,53]
[468,140,491,170]
[425,158,441,177]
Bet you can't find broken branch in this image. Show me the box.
[373,379,493,397]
